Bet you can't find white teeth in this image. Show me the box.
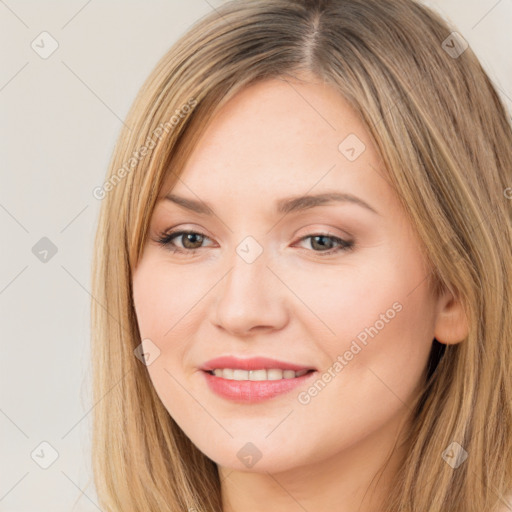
[267,369,283,380]
[249,369,267,381]
[233,369,249,380]
[210,368,310,381]
[222,368,234,379]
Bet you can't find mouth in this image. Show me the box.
[199,356,317,402]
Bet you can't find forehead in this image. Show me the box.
[160,78,389,212]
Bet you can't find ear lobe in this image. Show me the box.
[433,289,469,345]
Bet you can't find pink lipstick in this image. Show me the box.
[200,356,317,403]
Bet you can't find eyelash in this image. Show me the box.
[154,229,355,257]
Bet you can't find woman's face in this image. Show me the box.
[132,76,443,474]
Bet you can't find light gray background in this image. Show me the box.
[1,1,510,511]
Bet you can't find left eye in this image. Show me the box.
[299,233,354,254]
[155,230,354,256]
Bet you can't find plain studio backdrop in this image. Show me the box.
[0,1,510,511]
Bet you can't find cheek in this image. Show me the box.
[132,259,199,415]
[132,257,202,340]
[284,248,436,397]
[289,275,435,462]
[132,256,214,383]
[297,237,433,348]
[278,258,425,347]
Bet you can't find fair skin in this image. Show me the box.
[132,74,468,512]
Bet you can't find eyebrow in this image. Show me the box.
[163,191,380,216]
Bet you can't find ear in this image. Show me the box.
[433,288,469,345]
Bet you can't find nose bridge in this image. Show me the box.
[211,236,288,334]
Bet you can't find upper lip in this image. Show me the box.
[200,356,316,372]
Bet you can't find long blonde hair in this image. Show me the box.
[90,0,512,510]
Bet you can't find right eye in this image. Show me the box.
[155,230,214,255]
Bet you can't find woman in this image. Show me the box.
[90,0,512,510]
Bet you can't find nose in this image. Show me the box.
[210,248,289,337]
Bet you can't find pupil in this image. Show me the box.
[184,233,202,249]
[312,235,332,250]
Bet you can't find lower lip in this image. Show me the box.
[201,370,316,403]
